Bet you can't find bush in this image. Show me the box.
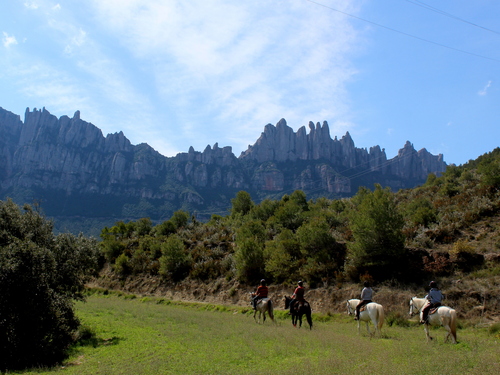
[159,235,192,281]
[0,199,99,371]
[114,253,131,276]
[489,322,500,338]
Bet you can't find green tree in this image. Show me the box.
[159,234,192,281]
[478,158,500,190]
[234,219,265,282]
[234,238,264,283]
[267,192,307,231]
[170,210,190,229]
[135,217,153,236]
[296,217,345,286]
[0,199,99,370]
[230,191,254,217]
[347,185,405,281]
[405,197,437,227]
[264,229,301,283]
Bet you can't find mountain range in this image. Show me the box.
[0,106,446,235]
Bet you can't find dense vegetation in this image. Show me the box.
[0,200,100,371]
[2,148,500,371]
[100,148,500,288]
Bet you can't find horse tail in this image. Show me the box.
[377,304,385,331]
[449,308,457,342]
[268,299,275,321]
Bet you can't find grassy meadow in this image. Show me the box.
[11,293,500,375]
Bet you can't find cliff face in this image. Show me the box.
[0,107,446,230]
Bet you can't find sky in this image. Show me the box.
[1,0,499,166]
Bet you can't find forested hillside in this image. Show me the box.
[95,148,500,319]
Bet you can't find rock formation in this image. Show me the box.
[0,107,447,233]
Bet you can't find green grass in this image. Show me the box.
[12,294,500,375]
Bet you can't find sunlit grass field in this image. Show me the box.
[14,294,500,375]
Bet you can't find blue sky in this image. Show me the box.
[1,0,499,166]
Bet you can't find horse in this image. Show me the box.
[284,296,313,329]
[346,299,384,336]
[250,293,275,324]
[409,297,457,344]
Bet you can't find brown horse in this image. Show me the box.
[284,296,312,329]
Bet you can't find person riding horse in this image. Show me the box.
[252,279,268,310]
[355,281,373,320]
[421,281,443,324]
[289,281,305,314]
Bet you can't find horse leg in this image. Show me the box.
[424,323,432,342]
[306,314,313,330]
[444,324,451,343]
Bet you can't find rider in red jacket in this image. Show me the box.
[252,279,268,310]
[289,281,305,314]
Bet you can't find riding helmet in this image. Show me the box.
[429,281,437,288]
[298,280,303,286]
[260,279,266,285]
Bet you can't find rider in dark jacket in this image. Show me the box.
[421,281,443,323]
[355,281,373,320]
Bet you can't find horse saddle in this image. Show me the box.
[359,302,372,313]
[293,300,307,311]
[429,307,440,315]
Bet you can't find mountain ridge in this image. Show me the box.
[0,106,446,235]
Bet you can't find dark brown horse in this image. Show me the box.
[284,296,312,329]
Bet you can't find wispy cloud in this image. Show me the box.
[4,0,361,156]
[2,32,18,48]
[478,80,492,96]
[88,0,361,153]
[23,2,39,10]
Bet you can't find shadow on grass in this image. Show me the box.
[73,324,123,348]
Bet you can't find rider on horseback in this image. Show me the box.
[355,281,373,320]
[421,281,443,324]
[289,280,305,314]
[252,279,268,310]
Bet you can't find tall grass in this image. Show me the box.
[13,295,500,375]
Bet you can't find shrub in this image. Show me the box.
[0,199,99,371]
[489,322,500,338]
[159,235,192,281]
[114,253,131,276]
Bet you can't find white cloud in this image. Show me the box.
[24,2,39,10]
[64,28,87,55]
[2,32,18,48]
[88,0,360,138]
[478,80,492,96]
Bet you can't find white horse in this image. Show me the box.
[346,299,384,336]
[409,297,457,344]
[250,294,275,324]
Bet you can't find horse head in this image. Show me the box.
[346,299,354,315]
[409,297,424,317]
[284,296,291,309]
